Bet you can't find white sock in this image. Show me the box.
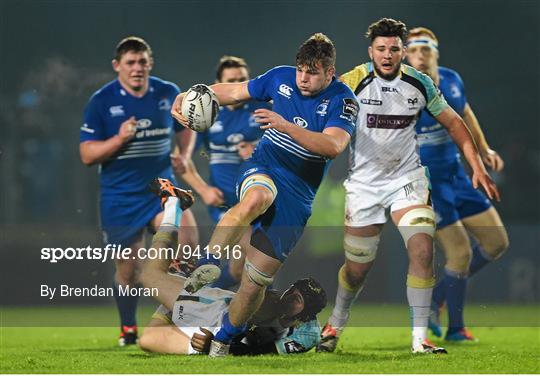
[407,286,432,349]
[328,283,364,328]
[160,197,182,230]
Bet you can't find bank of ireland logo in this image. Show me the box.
[136,118,152,129]
[278,84,293,98]
[293,117,308,128]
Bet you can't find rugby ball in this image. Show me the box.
[181,84,220,132]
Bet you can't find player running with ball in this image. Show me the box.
[318,18,499,354]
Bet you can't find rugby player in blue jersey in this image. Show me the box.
[171,33,359,356]
[79,37,198,346]
[181,56,270,290]
[318,18,499,354]
[406,27,509,342]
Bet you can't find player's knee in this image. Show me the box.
[244,259,274,288]
[229,259,245,282]
[343,233,380,264]
[138,330,157,353]
[239,188,274,217]
[339,264,369,289]
[397,207,436,248]
[481,228,510,259]
[115,263,139,285]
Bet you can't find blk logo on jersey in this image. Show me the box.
[109,105,125,117]
[278,84,293,99]
[293,117,308,128]
[382,87,399,93]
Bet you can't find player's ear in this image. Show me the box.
[148,57,154,71]
[326,65,336,79]
[112,59,120,73]
[402,46,407,61]
[368,46,373,60]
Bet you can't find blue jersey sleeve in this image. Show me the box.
[324,93,359,135]
[275,320,321,355]
[450,70,468,109]
[247,66,286,102]
[80,95,106,142]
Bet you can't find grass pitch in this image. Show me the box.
[1,305,539,374]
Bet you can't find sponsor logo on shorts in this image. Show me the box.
[366,114,414,129]
[278,84,293,98]
[243,167,258,177]
[284,340,305,353]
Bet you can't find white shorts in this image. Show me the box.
[344,167,431,227]
[152,286,234,355]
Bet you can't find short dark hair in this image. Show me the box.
[296,33,336,71]
[216,55,249,81]
[114,36,152,61]
[366,18,408,43]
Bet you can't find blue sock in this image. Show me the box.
[469,244,493,276]
[214,312,246,344]
[212,265,239,290]
[444,269,468,333]
[431,278,446,308]
[113,282,139,327]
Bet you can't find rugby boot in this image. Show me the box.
[149,177,194,210]
[445,327,478,342]
[412,339,448,354]
[118,325,138,346]
[316,323,343,353]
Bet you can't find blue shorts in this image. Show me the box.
[428,160,491,228]
[100,191,162,247]
[235,159,312,262]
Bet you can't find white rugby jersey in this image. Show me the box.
[340,63,448,186]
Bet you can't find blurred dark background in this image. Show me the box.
[1,0,539,309]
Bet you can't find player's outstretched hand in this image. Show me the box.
[482,149,505,172]
[201,186,225,207]
[255,109,290,133]
[472,171,501,202]
[171,93,190,128]
[118,116,137,143]
[191,327,214,354]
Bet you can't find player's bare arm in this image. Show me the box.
[79,116,136,165]
[181,159,225,206]
[171,82,251,128]
[171,129,196,175]
[462,103,504,172]
[256,108,350,159]
[435,106,500,201]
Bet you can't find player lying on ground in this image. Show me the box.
[406,27,509,341]
[139,178,327,355]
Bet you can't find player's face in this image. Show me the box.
[296,62,335,97]
[279,287,305,318]
[406,43,438,74]
[220,67,249,109]
[113,50,153,93]
[368,36,405,80]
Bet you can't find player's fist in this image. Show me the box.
[118,116,137,143]
[200,186,225,207]
[481,149,505,173]
[237,141,256,160]
[255,109,290,133]
[170,153,188,175]
[171,92,190,128]
[191,327,214,354]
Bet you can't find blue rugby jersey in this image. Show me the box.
[247,66,358,202]
[196,101,270,206]
[81,76,183,197]
[416,67,467,164]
